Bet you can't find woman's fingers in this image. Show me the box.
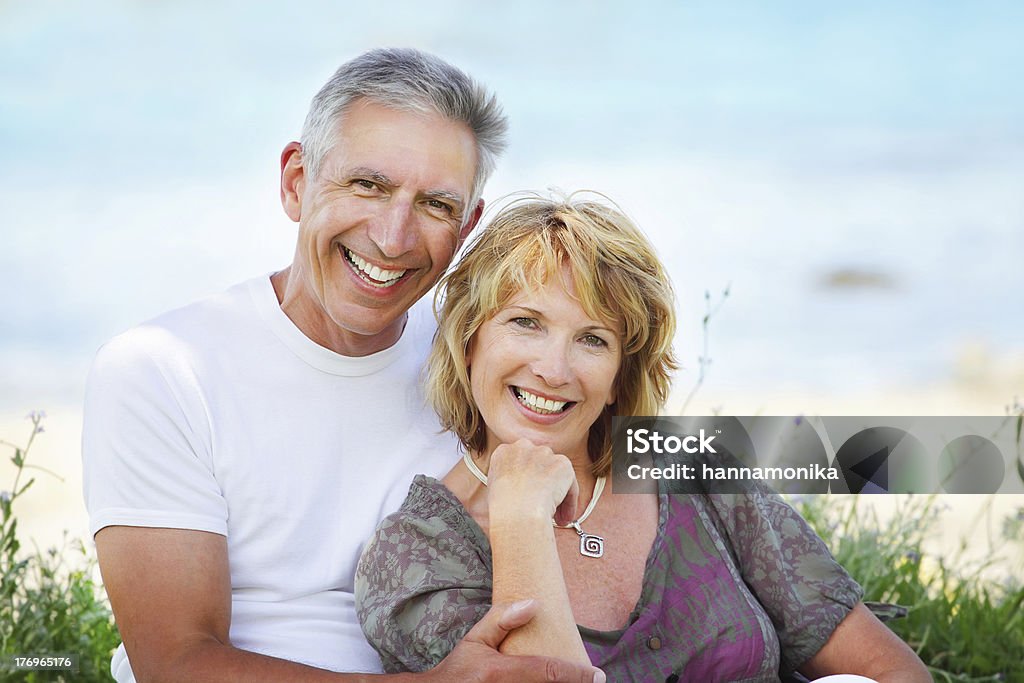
[488,440,579,522]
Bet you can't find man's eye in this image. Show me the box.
[427,199,454,214]
[353,179,378,191]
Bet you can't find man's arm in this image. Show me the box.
[97,526,351,683]
[96,526,602,683]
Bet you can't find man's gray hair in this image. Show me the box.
[301,48,508,211]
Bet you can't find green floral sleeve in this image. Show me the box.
[354,476,493,673]
[704,490,864,673]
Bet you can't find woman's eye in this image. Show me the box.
[581,334,607,348]
[511,317,537,329]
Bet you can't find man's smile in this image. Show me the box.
[341,246,410,288]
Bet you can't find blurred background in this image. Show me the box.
[1,1,1022,569]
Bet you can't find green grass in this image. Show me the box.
[1,414,119,682]
[795,494,1024,682]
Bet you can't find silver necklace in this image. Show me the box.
[462,451,606,558]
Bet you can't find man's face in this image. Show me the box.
[282,98,480,354]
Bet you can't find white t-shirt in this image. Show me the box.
[82,275,458,681]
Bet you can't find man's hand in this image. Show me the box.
[429,600,604,683]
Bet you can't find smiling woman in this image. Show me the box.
[353,194,931,682]
[465,274,622,461]
[426,195,677,477]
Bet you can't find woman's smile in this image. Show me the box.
[510,385,575,415]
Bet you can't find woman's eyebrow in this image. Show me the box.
[504,306,616,333]
[503,305,543,317]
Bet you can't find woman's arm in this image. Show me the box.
[354,478,603,681]
[706,491,928,680]
[354,481,492,673]
[486,440,591,665]
[799,602,930,682]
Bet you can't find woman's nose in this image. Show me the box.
[529,344,572,387]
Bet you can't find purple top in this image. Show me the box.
[355,476,862,682]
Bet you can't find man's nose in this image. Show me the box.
[366,199,419,258]
[530,343,573,388]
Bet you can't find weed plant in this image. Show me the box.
[795,494,1024,682]
[1,413,118,682]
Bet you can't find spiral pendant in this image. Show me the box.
[579,532,605,558]
[569,522,604,558]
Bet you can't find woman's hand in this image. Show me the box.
[486,439,580,526]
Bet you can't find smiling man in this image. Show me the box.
[82,49,602,683]
[275,98,481,356]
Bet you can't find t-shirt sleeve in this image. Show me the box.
[706,490,864,674]
[82,327,227,537]
[354,500,492,673]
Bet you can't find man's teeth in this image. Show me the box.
[515,388,568,415]
[344,248,406,287]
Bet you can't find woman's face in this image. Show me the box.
[467,267,621,459]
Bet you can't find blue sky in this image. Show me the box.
[2,1,1022,408]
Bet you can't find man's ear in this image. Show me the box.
[280,142,305,223]
[459,199,484,242]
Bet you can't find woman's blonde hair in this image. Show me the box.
[426,193,677,477]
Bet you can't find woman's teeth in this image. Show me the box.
[344,248,406,287]
[515,387,569,415]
